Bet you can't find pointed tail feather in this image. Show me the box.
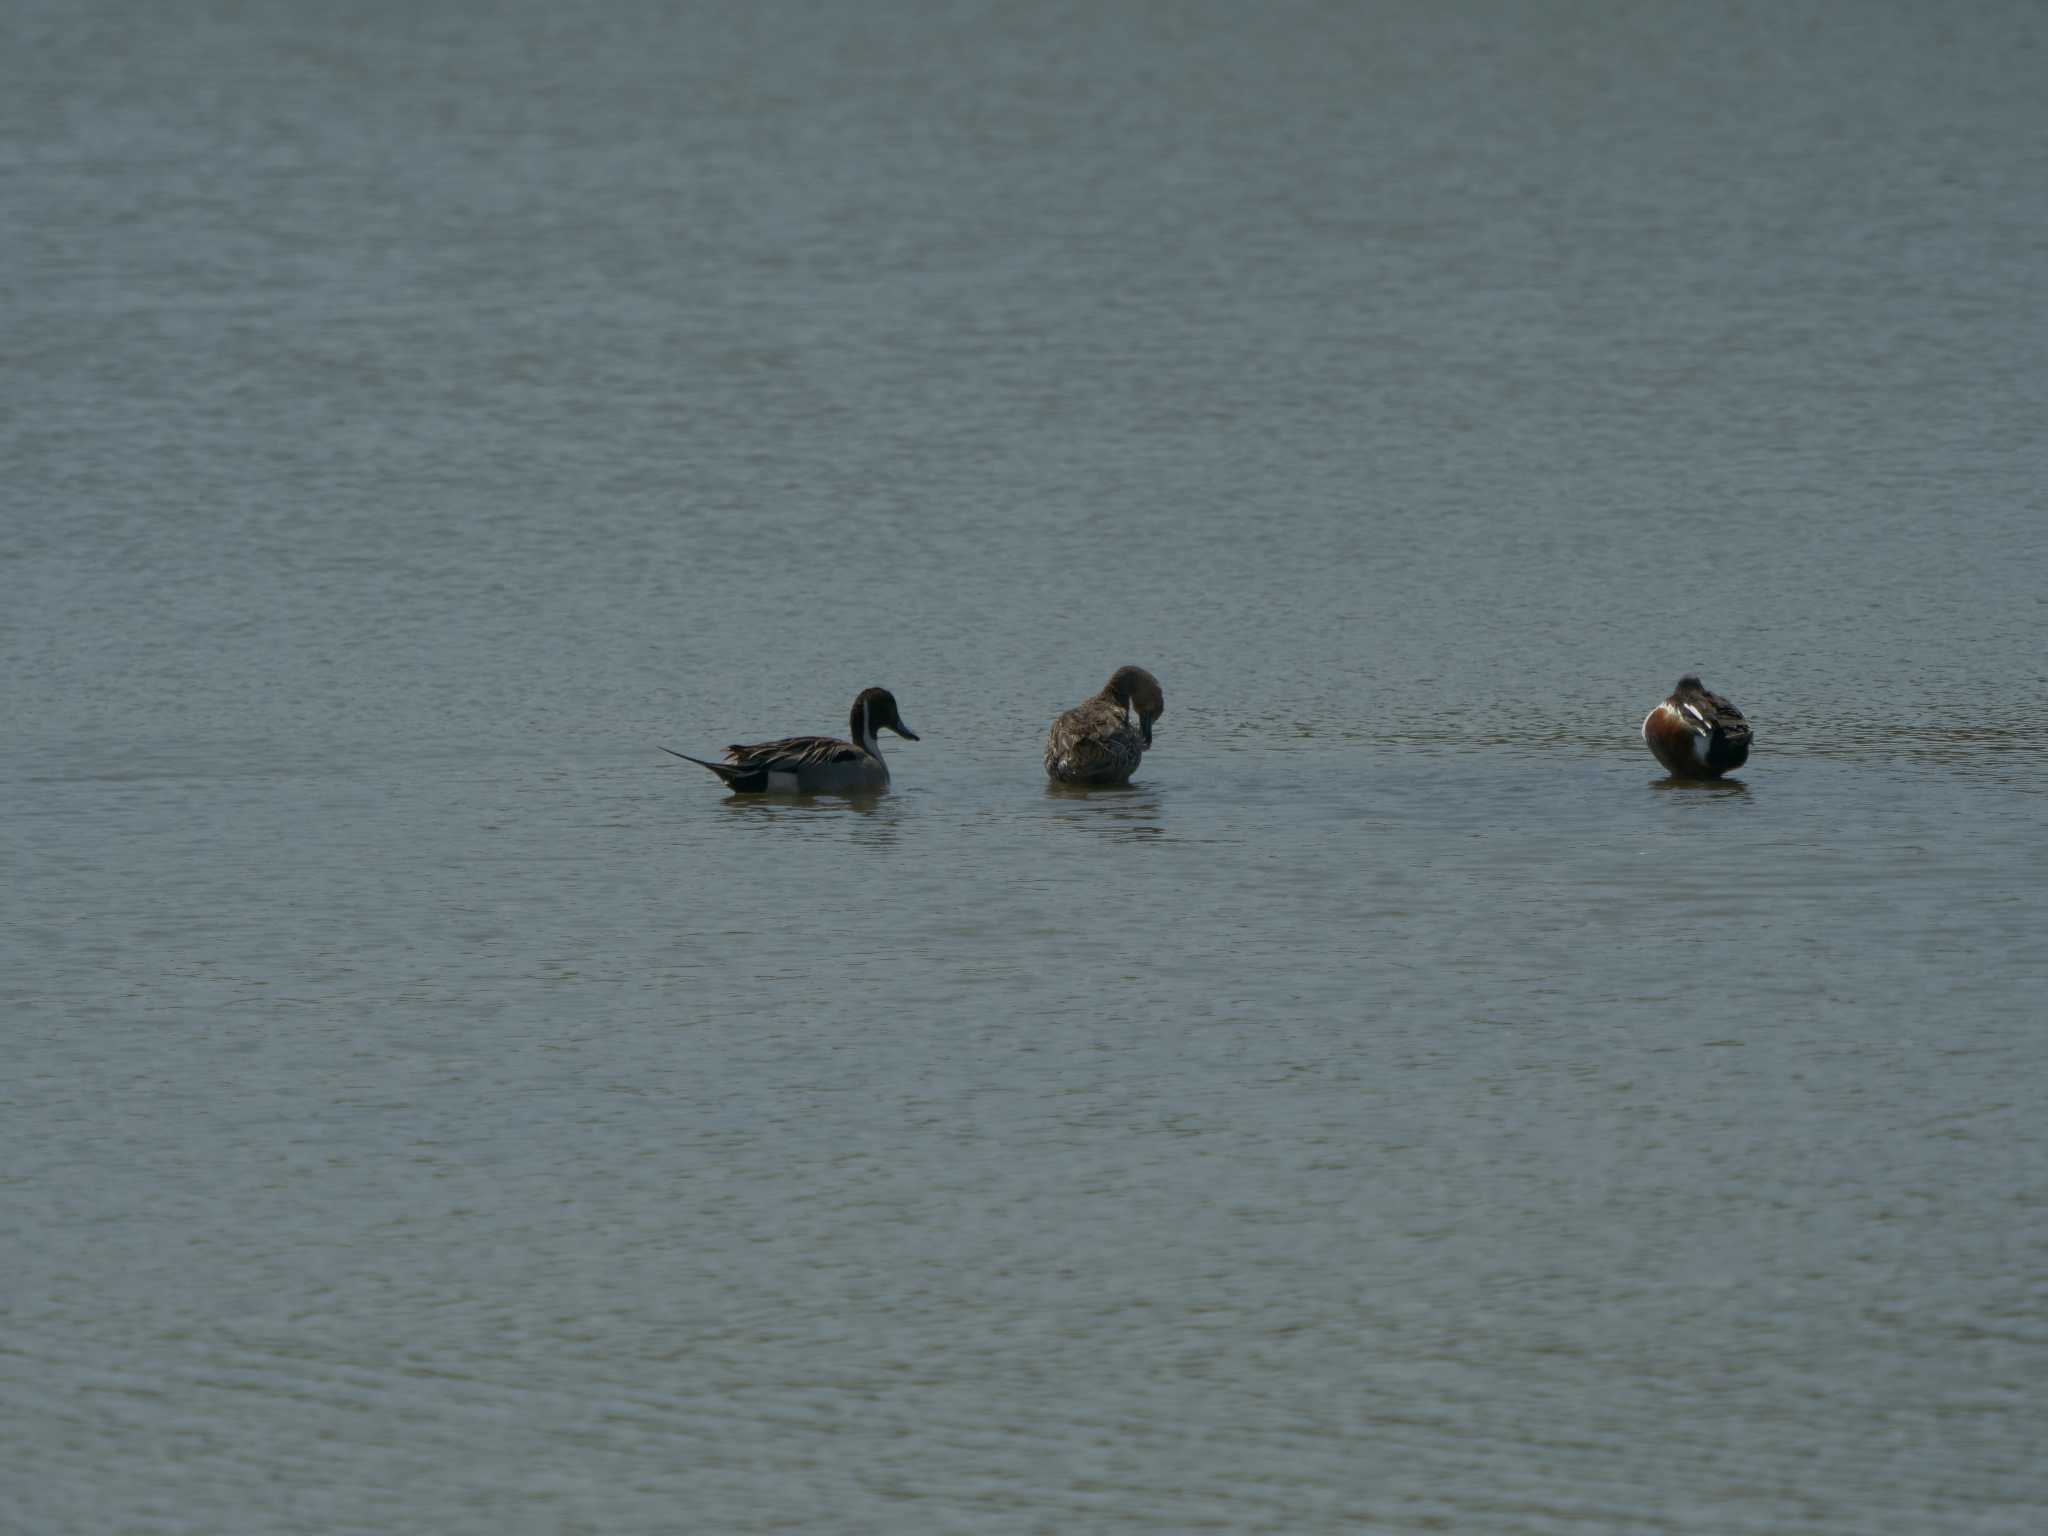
[659,749,749,786]
[659,745,765,791]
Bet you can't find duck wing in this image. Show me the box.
[1668,685,1752,757]
[724,734,869,773]
[1689,687,1750,742]
[1046,698,1144,779]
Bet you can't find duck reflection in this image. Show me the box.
[716,788,903,846]
[1043,780,1167,842]
[1650,775,1751,799]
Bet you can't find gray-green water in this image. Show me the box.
[6,2,2046,1530]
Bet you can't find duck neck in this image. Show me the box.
[850,697,881,758]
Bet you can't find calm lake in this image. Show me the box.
[6,1,2045,1530]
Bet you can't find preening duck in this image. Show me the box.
[1642,674,1752,778]
[1044,665,1165,786]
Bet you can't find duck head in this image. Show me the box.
[1104,665,1165,747]
[852,686,919,747]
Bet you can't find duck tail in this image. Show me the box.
[658,746,764,791]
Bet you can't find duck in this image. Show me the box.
[1642,674,1752,778]
[663,686,918,793]
[1045,665,1166,785]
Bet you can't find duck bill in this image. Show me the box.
[892,718,919,741]
[1139,717,1153,747]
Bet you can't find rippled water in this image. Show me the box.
[6,2,2046,1531]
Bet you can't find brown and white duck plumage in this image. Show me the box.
[1642,674,1752,778]
[1045,665,1165,785]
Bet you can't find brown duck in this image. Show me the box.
[1044,666,1166,786]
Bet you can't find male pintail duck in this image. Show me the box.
[664,686,918,793]
[1642,674,1752,778]
[1044,665,1166,785]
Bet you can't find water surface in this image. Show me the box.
[6,2,2046,1531]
